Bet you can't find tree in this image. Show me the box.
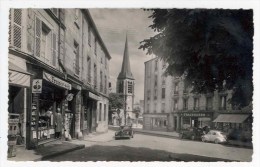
[139,9,253,108]
[108,93,124,110]
[108,93,124,125]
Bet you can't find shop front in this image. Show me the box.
[29,71,71,148]
[212,113,253,142]
[143,114,169,131]
[177,112,214,130]
[81,91,99,136]
[8,62,31,148]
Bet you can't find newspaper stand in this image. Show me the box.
[8,114,20,158]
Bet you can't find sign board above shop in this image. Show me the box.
[179,112,212,117]
[43,72,71,90]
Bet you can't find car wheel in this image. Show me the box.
[191,135,195,140]
[214,139,219,144]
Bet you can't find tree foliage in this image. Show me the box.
[140,9,253,108]
[108,93,124,110]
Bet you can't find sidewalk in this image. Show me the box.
[7,140,85,161]
[109,125,253,149]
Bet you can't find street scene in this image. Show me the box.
[6,8,253,162]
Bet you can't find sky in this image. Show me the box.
[89,9,157,103]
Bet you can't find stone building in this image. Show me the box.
[143,57,252,134]
[116,36,135,125]
[8,8,111,149]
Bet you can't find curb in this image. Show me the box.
[109,127,252,149]
[35,144,85,161]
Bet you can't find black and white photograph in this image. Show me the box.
[0,0,260,166]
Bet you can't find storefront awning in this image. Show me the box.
[213,114,249,123]
[9,62,31,87]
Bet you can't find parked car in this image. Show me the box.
[115,125,134,140]
[179,127,205,140]
[201,130,227,144]
[227,129,252,142]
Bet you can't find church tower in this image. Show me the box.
[116,35,135,122]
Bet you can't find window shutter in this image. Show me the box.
[52,33,57,67]
[13,9,22,49]
[35,17,41,57]
[8,10,12,45]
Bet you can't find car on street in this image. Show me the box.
[201,130,228,144]
[115,125,134,140]
[179,127,205,140]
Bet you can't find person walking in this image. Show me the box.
[55,108,62,139]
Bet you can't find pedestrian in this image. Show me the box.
[55,108,62,139]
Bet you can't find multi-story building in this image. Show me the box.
[143,57,174,131]
[143,57,252,133]
[8,8,111,149]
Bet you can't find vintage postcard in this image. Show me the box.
[0,0,259,167]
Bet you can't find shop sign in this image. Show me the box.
[43,72,71,90]
[89,92,100,101]
[180,112,211,117]
[9,70,30,87]
[32,79,42,93]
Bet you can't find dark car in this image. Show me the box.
[115,125,134,140]
[179,127,205,140]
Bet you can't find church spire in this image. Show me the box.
[117,34,134,80]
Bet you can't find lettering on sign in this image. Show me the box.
[180,113,211,117]
[43,72,71,90]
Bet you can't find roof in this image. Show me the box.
[213,114,249,123]
[117,35,134,80]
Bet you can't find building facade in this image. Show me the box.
[143,57,252,134]
[116,36,135,124]
[143,57,174,131]
[8,8,111,149]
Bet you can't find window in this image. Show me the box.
[118,81,124,93]
[94,64,97,89]
[206,96,213,110]
[74,41,80,75]
[194,97,199,110]
[162,88,165,99]
[174,82,179,95]
[74,9,80,28]
[183,98,188,110]
[154,103,157,113]
[100,71,103,92]
[51,8,58,17]
[155,59,158,71]
[219,96,227,110]
[162,76,166,85]
[87,57,91,83]
[174,99,178,110]
[52,33,57,67]
[104,104,106,121]
[128,81,133,93]
[99,103,102,121]
[147,90,151,100]
[161,103,165,113]
[88,25,91,46]
[104,75,107,94]
[154,89,157,100]
[10,9,22,49]
[183,82,188,94]
[94,38,97,55]
[146,103,150,113]
[105,57,107,69]
[154,75,158,87]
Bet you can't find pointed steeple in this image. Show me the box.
[117,35,134,80]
